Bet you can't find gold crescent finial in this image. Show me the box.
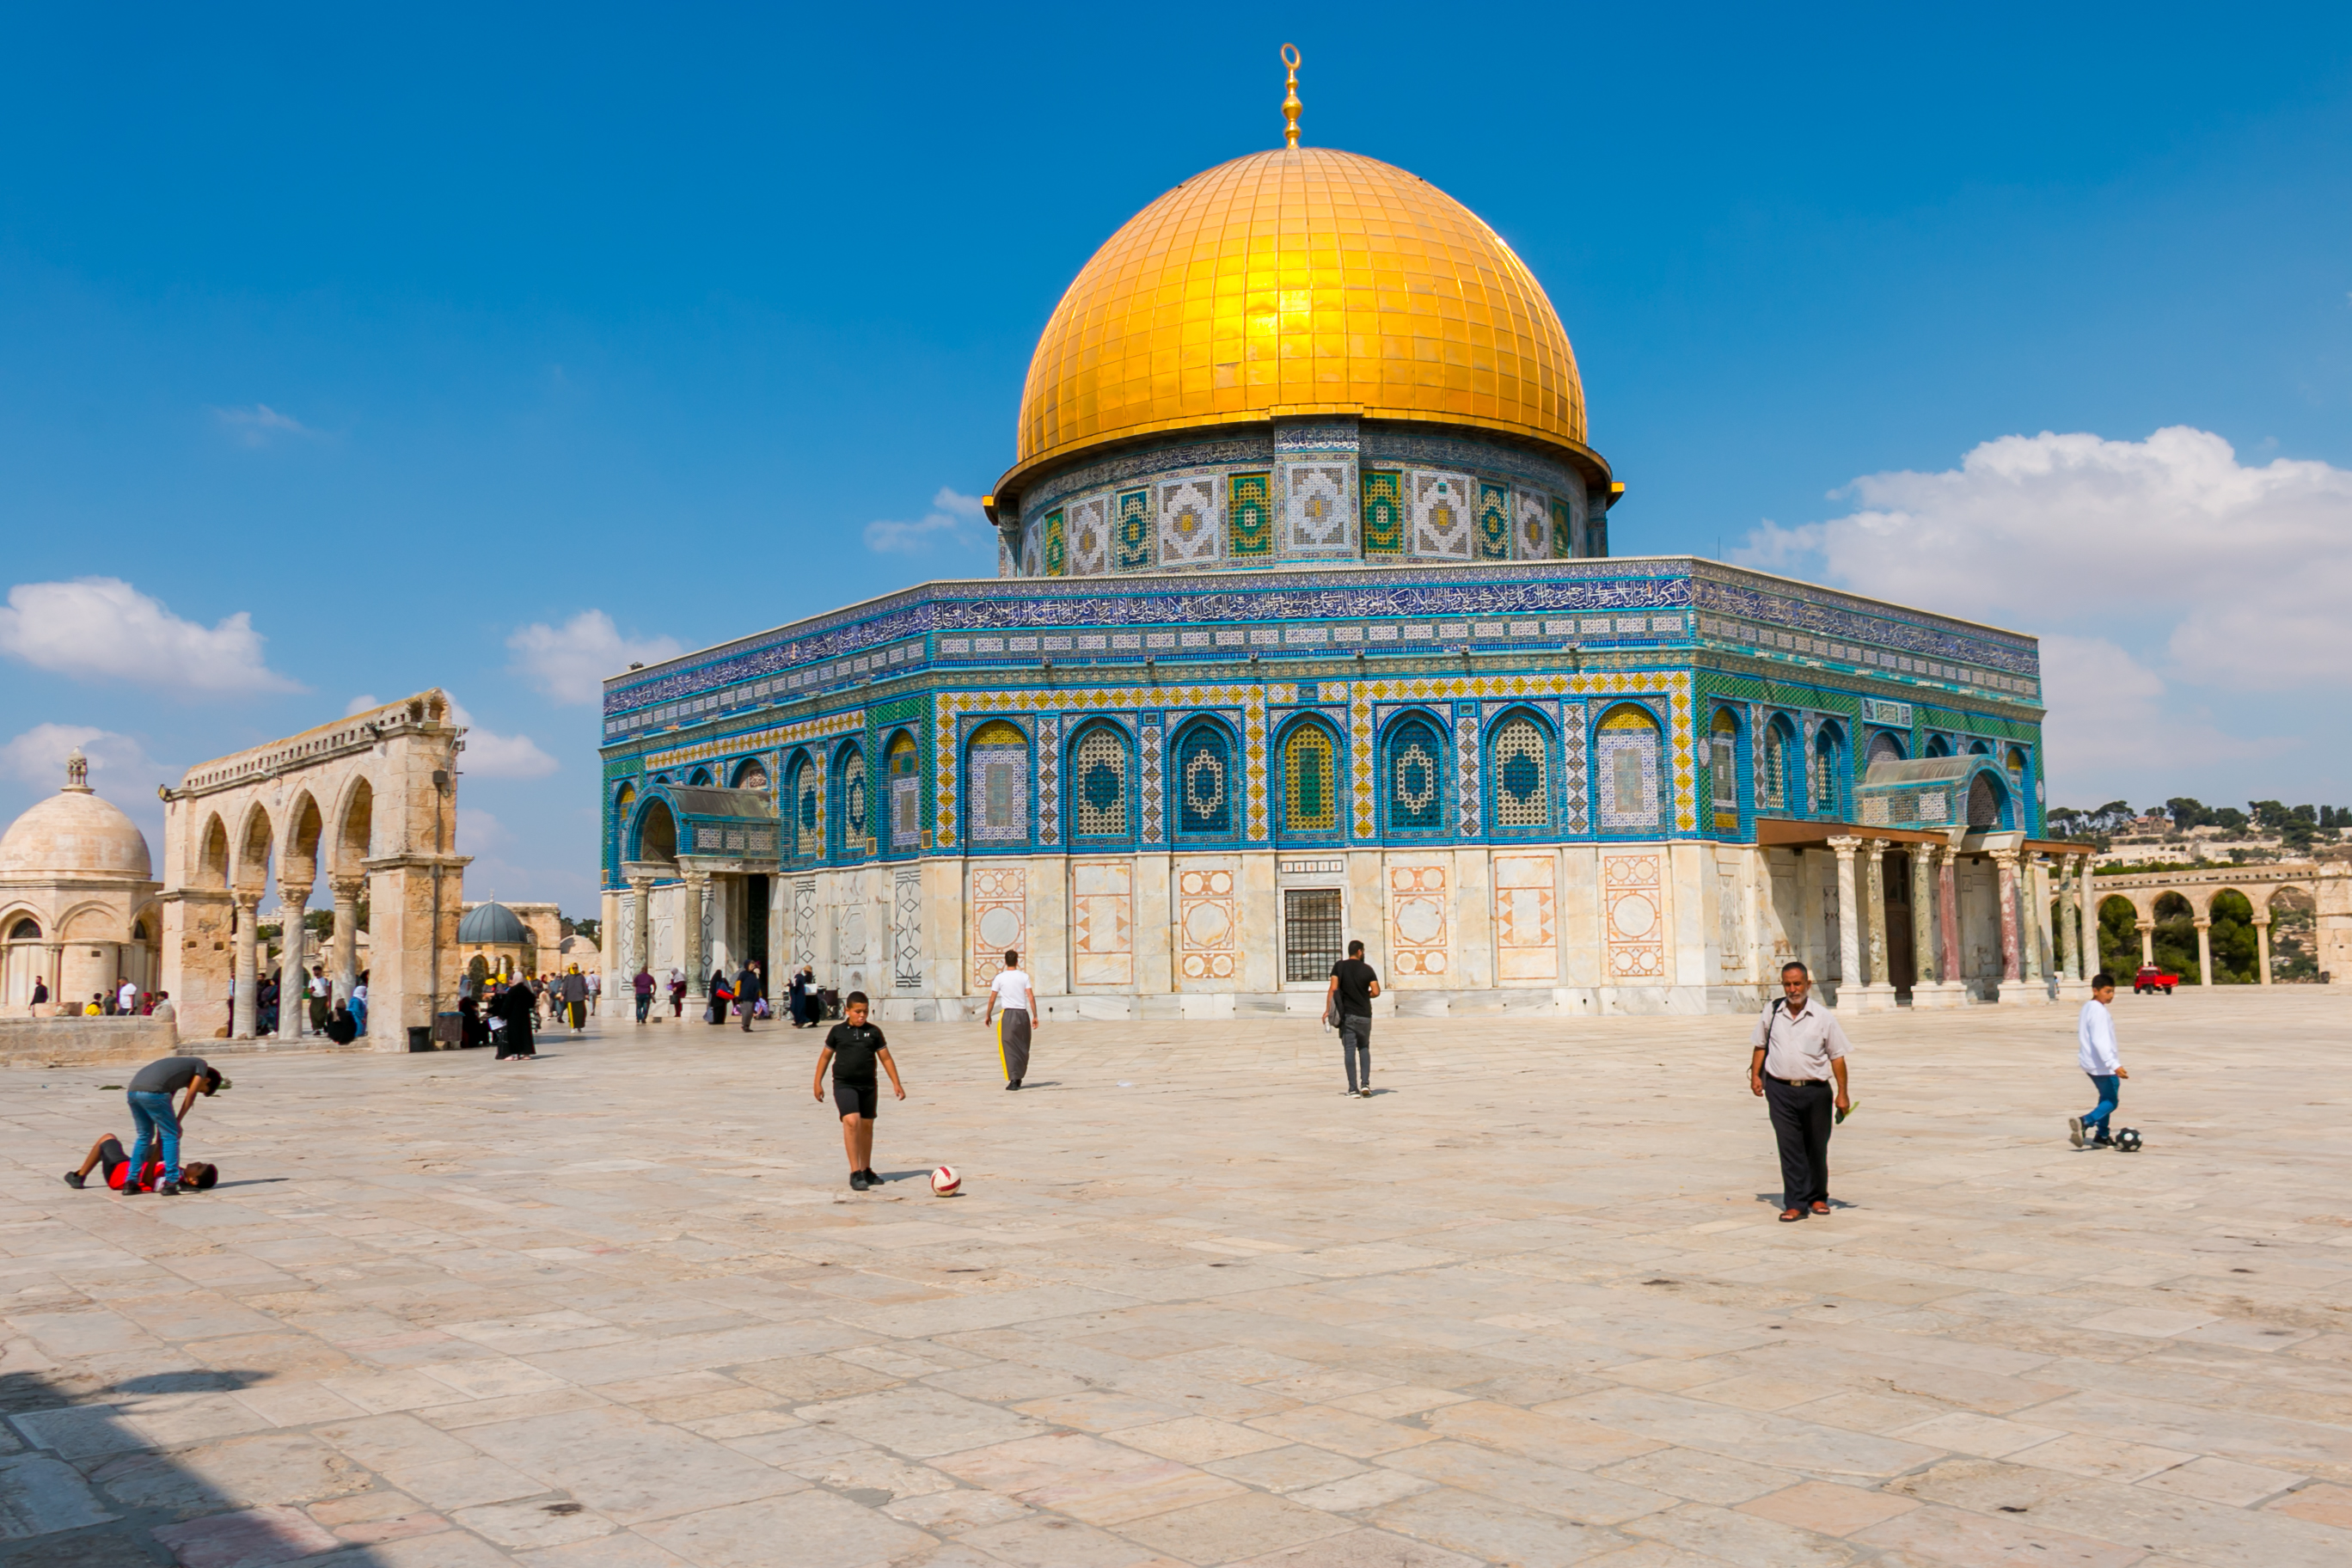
[1280,44,1302,148]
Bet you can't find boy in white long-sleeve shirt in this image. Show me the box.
[2070,972,2128,1149]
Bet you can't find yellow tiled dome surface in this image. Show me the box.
[1016,147,1587,471]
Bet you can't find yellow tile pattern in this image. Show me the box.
[642,708,863,772]
[1015,148,1587,472]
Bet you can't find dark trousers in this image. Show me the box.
[1766,1077,1834,1208]
[1338,1014,1372,1092]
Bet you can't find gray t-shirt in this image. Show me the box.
[128,1056,211,1094]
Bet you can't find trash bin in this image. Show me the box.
[433,1013,464,1046]
[407,1025,432,1052]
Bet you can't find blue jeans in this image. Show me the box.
[2081,1074,2119,1139]
[351,998,368,1034]
[126,1090,181,1185]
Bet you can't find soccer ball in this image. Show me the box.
[2114,1129,2143,1153]
[930,1165,961,1196]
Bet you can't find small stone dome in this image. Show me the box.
[0,754,153,879]
[457,900,528,945]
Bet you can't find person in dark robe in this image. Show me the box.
[496,980,537,1059]
[459,994,487,1049]
[735,961,761,1032]
[324,1002,358,1044]
[256,976,280,1035]
[706,967,732,1026]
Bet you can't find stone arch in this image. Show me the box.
[332,777,374,878]
[633,797,678,864]
[1485,705,1554,835]
[195,812,231,891]
[688,767,714,787]
[1965,769,2010,830]
[1866,730,1905,766]
[1274,712,1343,838]
[1966,738,1991,756]
[283,790,325,890]
[8,914,42,940]
[2264,881,2316,914]
[60,901,119,940]
[234,802,274,891]
[729,757,769,791]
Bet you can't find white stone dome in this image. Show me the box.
[0,783,154,879]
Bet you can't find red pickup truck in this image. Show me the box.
[2133,965,2178,995]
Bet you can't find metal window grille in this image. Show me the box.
[1284,889,1344,983]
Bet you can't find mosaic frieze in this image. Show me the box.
[1068,494,1108,577]
[1228,473,1273,559]
[1412,472,1473,560]
[1112,488,1152,573]
[1283,462,1353,554]
[1476,481,1512,562]
[1158,475,1222,567]
[1362,469,1406,555]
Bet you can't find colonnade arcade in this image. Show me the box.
[2091,864,2342,986]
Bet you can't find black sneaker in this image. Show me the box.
[849,1172,870,1191]
[2090,1136,2115,1148]
[1005,1081,1020,1091]
[62,1172,85,1189]
[157,1181,181,1196]
[862,1169,883,1185]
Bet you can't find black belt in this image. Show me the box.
[1766,1074,1828,1087]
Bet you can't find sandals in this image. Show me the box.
[1779,1208,1805,1222]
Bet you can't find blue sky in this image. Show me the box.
[5,3,2350,909]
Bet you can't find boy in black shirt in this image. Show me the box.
[813,991,905,1191]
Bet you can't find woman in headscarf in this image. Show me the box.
[459,993,487,1049]
[496,977,537,1059]
[324,1001,359,1045]
[706,967,732,1026]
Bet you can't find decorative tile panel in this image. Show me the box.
[1492,714,1550,829]
[1516,491,1550,560]
[791,876,818,968]
[1020,524,1041,578]
[1596,703,1663,832]
[1158,475,1222,566]
[1042,509,1066,577]
[970,866,1026,989]
[1388,861,1450,982]
[1072,860,1134,987]
[892,869,922,991]
[1176,867,1236,985]
[967,720,1030,845]
[1113,488,1153,573]
[1283,462,1352,554]
[1068,494,1108,577]
[1034,715,1061,846]
[1412,472,1473,559]
[1494,853,1559,982]
[1476,481,1512,561]
[1071,725,1129,837]
[1455,708,1482,836]
[1551,497,1573,559]
[1140,714,1164,845]
[1228,473,1273,559]
[1362,469,1406,554]
[1602,852,1668,981]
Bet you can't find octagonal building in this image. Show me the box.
[595,96,2092,1019]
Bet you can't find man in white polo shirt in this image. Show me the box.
[983,951,1037,1091]
[1748,960,1853,1222]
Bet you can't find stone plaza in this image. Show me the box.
[3,988,2349,1566]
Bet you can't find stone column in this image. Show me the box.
[2028,855,2053,989]
[2194,916,2213,985]
[1828,836,1862,1003]
[1937,846,1963,999]
[1912,845,1939,1000]
[2073,855,2092,983]
[1992,850,2021,986]
[628,875,653,979]
[2137,919,2155,968]
[276,883,312,1039]
[330,877,363,1007]
[683,868,710,1003]
[1863,840,1888,990]
[232,891,262,1038]
[2254,914,2273,985]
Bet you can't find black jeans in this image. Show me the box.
[1766,1077,1833,1208]
[1338,1015,1371,1092]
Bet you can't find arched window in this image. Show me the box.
[1763,716,1798,812]
[2006,746,2029,821]
[1966,738,1991,756]
[1867,731,1905,767]
[634,799,678,862]
[1925,734,1952,758]
[886,732,922,850]
[1384,714,1448,835]
[1070,723,1133,839]
[1812,724,1847,818]
[689,767,714,786]
[1595,703,1662,831]
[1489,713,1551,833]
[613,783,635,869]
[1279,719,1339,836]
[967,722,1031,845]
[1967,770,2007,830]
[731,758,769,791]
[1173,720,1235,838]
[9,918,40,940]
[1709,709,1741,832]
[785,751,822,859]
[833,744,867,856]
[132,918,150,942]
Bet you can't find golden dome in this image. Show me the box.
[1002,145,1596,494]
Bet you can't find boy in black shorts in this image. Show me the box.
[63,1135,219,1193]
[813,991,904,1191]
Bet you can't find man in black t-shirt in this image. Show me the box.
[1325,941,1382,1098]
[813,991,906,1191]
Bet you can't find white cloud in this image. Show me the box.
[213,402,319,447]
[864,487,989,555]
[344,694,383,715]
[0,578,303,695]
[1736,428,2352,800]
[444,699,559,781]
[506,610,683,706]
[0,724,174,835]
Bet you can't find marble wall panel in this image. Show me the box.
[1387,859,1451,984]
[1493,852,1559,983]
[969,864,1026,991]
[892,869,923,992]
[1175,864,1238,988]
[1602,850,1668,982]
[1072,860,1135,988]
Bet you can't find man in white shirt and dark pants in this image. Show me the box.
[2071,971,2126,1149]
[983,951,1037,1091]
[1749,960,1853,1222]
